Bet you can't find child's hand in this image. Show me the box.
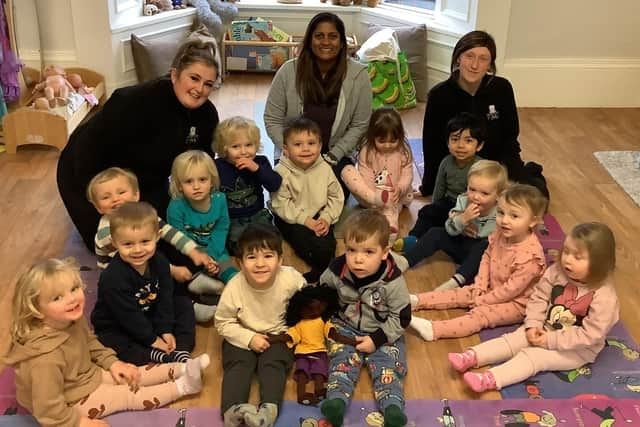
[461,202,481,225]
[161,333,176,353]
[266,332,292,344]
[328,328,358,346]
[109,361,141,391]
[204,258,219,276]
[80,416,110,427]
[526,327,546,347]
[354,336,376,353]
[249,333,271,353]
[170,265,193,283]
[304,217,317,232]
[189,248,212,267]
[152,336,171,353]
[529,329,548,348]
[314,219,330,237]
[235,158,260,172]
[463,223,479,238]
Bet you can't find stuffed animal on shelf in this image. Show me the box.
[187,0,238,42]
[143,3,160,15]
[32,65,75,110]
[146,0,173,12]
[268,286,356,405]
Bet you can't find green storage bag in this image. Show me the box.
[368,51,416,110]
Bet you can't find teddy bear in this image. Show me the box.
[143,3,160,15]
[146,0,173,12]
[32,65,75,110]
[187,0,239,43]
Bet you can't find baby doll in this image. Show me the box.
[67,73,99,106]
[32,65,74,109]
[269,286,356,405]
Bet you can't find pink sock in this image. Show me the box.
[463,370,496,393]
[448,349,477,373]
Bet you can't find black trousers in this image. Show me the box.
[409,198,456,238]
[274,216,336,275]
[95,287,196,366]
[221,340,293,413]
[405,227,489,284]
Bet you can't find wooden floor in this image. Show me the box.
[1,73,639,407]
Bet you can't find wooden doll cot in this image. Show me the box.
[2,67,106,154]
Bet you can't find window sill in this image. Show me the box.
[237,0,465,37]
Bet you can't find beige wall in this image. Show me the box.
[11,0,640,106]
[505,0,640,59]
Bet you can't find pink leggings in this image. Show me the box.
[74,363,182,419]
[416,287,525,339]
[472,326,592,389]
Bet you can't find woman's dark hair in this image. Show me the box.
[296,12,348,105]
[285,285,340,326]
[446,112,487,144]
[450,30,497,75]
[236,224,283,258]
[171,39,219,75]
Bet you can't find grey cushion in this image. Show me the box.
[130,25,222,85]
[130,33,180,82]
[366,23,427,102]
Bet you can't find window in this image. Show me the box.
[381,0,435,11]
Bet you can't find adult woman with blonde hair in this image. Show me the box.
[264,12,372,196]
[57,40,220,250]
[420,30,548,200]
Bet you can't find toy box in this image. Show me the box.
[225,43,291,72]
[229,19,290,42]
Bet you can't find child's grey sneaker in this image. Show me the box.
[244,402,278,427]
[193,303,216,323]
[223,403,257,427]
[188,271,225,295]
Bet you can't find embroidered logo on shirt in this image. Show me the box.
[486,105,500,121]
[186,126,198,145]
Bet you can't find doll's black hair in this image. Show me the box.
[285,285,341,327]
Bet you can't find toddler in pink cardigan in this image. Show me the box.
[341,107,413,243]
[410,184,548,341]
[451,222,619,392]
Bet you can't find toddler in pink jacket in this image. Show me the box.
[410,184,548,341]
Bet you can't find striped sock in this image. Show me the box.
[150,348,170,363]
[170,350,192,363]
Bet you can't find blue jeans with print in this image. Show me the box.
[326,320,407,411]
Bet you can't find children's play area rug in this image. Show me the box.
[2,398,640,426]
[479,322,640,400]
[594,150,640,207]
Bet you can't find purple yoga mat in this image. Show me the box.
[2,398,640,426]
[479,322,640,399]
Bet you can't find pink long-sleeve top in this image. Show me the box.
[471,229,546,311]
[357,144,413,195]
[524,262,619,361]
